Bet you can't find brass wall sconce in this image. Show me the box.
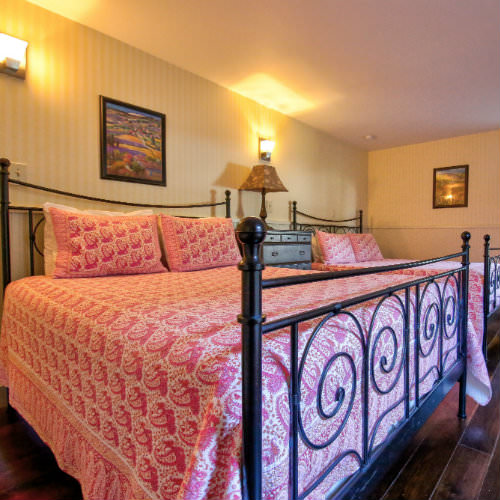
[0,33,28,79]
[259,138,275,162]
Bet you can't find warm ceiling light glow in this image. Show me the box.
[230,73,314,114]
[0,33,28,79]
[27,0,98,19]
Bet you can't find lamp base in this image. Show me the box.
[259,189,268,226]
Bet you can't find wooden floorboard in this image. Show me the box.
[478,432,500,500]
[486,334,500,374]
[0,419,49,465]
[0,413,82,500]
[379,389,473,500]
[460,364,500,454]
[430,444,490,500]
[0,472,83,500]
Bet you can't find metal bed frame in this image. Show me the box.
[484,235,500,353]
[291,200,362,234]
[0,157,481,500]
[291,200,497,362]
[237,216,471,500]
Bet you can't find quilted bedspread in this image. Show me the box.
[0,266,491,500]
[313,260,489,330]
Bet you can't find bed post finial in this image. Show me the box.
[236,216,266,500]
[1,158,11,289]
[225,190,231,218]
[292,201,297,230]
[458,230,470,419]
[483,234,491,358]
[461,231,471,246]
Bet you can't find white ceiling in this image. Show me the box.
[30,0,500,150]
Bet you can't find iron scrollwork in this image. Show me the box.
[490,255,500,311]
[287,269,462,498]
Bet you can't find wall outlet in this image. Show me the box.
[11,162,27,181]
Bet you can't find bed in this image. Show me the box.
[0,159,492,500]
[484,235,500,319]
[292,201,500,358]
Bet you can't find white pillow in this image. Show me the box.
[43,202,154,276]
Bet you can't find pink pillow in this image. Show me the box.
[349,233,383,262]
[50,208,166,278]
[159,215,240,271]
[43,202,153,276]
[315,231,356,264]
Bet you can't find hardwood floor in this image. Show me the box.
[370,311,500,500]
[0,412,82,499]
[0,315,498,500]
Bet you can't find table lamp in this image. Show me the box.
[240,164,288,226]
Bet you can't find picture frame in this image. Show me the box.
[433,165,469,209]
[100,96,166,186]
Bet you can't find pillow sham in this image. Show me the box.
[43,202,153,276]
[49,207,166,278]
[159,215,240,272]
[348,233,384,262]
[315,231,356,264]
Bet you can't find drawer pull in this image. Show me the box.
[272,251,279,257]
[299,250,305,256]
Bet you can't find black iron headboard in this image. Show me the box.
[291,201,363,234]
[0,157,231,289]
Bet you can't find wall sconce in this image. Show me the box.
[0,33,28,79]
[259,138,275,162]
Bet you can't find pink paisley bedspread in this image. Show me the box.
[0,266,491,500]
[312,259,500,312]
[313,260,487,336]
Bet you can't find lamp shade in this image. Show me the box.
[239,164,288,193]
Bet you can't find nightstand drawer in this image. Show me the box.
[264,233,281,243]
[263,244,311,264]
[298,234,311,243]
[281,234,298,243]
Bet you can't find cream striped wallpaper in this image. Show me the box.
[368,130,500,262]
[0,0,367,230]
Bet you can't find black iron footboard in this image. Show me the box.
[483,234,500,355]
[237,217,470,500]
[291,201,362,234]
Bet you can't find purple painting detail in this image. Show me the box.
[101,97,166,186]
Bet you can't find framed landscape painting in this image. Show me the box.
[100,96,166,186]
[433,165,469,209]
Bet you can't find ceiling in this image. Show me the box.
[29,0,500,150]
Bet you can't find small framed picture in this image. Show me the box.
[100,96,166,186]
[433,165,469,209]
